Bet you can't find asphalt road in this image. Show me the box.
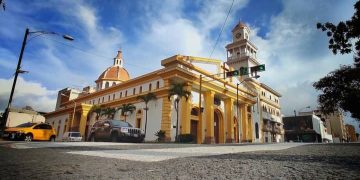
[0,141,359,179]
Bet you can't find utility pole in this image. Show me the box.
[2,28,29,128]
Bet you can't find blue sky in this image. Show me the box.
[0,0,359,132]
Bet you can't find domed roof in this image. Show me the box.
[96,66,130,82]
[95,50,130,83]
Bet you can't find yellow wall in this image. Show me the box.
[225,98,234,142]
[204,91,215,144]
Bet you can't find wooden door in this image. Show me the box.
[214,113,220,144]
[190,120,198,142]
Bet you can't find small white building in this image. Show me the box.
[5,107,45,127]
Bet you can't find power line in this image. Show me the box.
[42,36,156,72]
[209,0,235,58]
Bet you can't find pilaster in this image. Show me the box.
[204,91,215,144]
[161,79,172,142]
[241,104,248,142]
[180,83,192,134]
[79,104,92,139]
[225,98,235,143]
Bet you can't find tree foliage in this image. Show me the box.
[313,65,360,119]
[118,103,136,121]
[314,1,360,120]
[101,107,116,119]
[137,92,157,107]
[168,83,191,102]
[90,105,103,120]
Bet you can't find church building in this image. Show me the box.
[45,22,284,143]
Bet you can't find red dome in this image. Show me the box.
[96,66,130,83]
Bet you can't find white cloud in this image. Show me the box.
[249,0,356,116]
[0,77,57,112]
[0,0,358,125]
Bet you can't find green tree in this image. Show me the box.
[314,0,360,120]
[101,107,117,119]
[137,92,157,137]
[90,105,103,120]
[118,103,136,122]
[168,82,191,141]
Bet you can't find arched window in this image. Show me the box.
[139,86,142,93]
[149,83,152,91]
[136,110,142,129]
[112,82,116,86]
[105,82,109,88]
[120,92,122,98]
[255,123,259,139]
[133,88,136,95]
[156,81,160,89]
[125,90,128,97]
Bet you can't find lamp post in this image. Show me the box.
[60,93,76,132]
[236,75,260,143]
[1,28,73,128]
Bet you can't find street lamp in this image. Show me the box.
[236,75,260,143]
[1,28,74,128]
[60,93,76,132]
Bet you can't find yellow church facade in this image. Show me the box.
[45,22,283,144]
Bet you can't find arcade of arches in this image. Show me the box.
[182,102,254,144]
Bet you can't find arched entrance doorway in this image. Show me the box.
[214,109,224,144]
[255,122,259,139]
[136,110,143,129]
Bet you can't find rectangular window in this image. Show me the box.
[102,97,104,103]
[120,92,122,98]
[133,88,136,95]
[113,94,115,100]
[108,95,110,101]
[125,91,127,97]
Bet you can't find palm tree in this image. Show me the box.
[118,103,136,122]
[137,92,157,137]
[101,107,116,119]
[168,82,191,141]
[90,105,103,120]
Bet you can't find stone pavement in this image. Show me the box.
[67,143,306,162]
[0,141,307,162]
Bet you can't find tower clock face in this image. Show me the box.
[236,32,241,39]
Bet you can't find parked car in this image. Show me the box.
[2,122,56,142]
[62,132,82,142]
[89,119,145,143]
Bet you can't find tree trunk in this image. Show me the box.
[175,102,179,142]
[145,105,148,138]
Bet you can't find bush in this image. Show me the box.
[177,134,194,143]
[154,130,166,142]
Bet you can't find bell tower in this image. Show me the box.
[114,50,124,67]
[226,22,260,78]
